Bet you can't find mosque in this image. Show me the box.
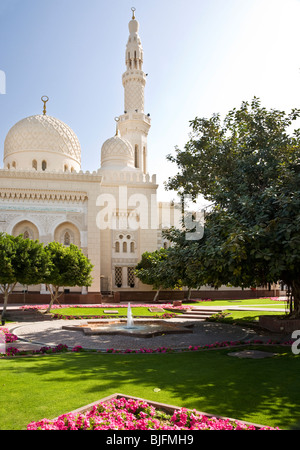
[0,9,281,303]
[0,8,181,303]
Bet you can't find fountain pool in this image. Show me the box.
[62,303,193,338]
[62,319,193,338]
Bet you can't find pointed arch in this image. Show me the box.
[12,220,39,241]
[54,222,81,247]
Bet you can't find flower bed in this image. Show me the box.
[51,312,177,320]
[0,327,18,343]
[20,303,191,311]
[27,395,279,430]
[105,338,294,354]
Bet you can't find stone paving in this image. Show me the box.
[7,319,258,352]
[5,316,290,354]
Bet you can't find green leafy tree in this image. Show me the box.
[135,248,182,302]
[0,233,48,320]
[43,242,93,313]
[162,227,203,299]
[166,98,300,317]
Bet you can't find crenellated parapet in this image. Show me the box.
[0,167,102,181]
[100,170,157,186]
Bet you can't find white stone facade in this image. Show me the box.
[0,10,170,296]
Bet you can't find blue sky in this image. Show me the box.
[1,0,300,202]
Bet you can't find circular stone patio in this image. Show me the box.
[8,318,263,352]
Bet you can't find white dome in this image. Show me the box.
[101,132,134,169]
[3,114,81,172]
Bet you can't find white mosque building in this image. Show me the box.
[0,9,281,303]
[0,9,182,303]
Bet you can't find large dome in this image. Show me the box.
[3,114,81,172]
[100,132,134,169]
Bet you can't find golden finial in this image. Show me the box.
[41,96,49,115]
[131,7,136,19]
[114,116,120,135]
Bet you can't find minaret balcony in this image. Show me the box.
[119,112,151,126]
[122,70,146,84]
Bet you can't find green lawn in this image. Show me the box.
[187,298,287,307]
[0,346,299,430]
[49,298,288,327]
[50,306,175,318]
[1,297,294,431]
[51,298,287,319]
[215,310,285,324]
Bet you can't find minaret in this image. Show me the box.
[118,7,151,174]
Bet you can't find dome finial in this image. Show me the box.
[131,7,136,19]
[114,116,120,136]
[41,96,49,115]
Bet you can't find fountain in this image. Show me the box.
[62,303,193,338]
[126,303,135,329]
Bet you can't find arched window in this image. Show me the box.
[134,145,139,168]
[64,164,68,172]
[42,160,47,171]
[23,230,30,239]
[32,160,37,170]
[55,223,80,248]
[130,242,135,253]
[64,232,71,246]
[12,161,16,169]
[12,221,39,241]
[7,163,10,169]
[123,241,127,253]
[115,241,120,253]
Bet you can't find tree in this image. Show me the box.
[135,248,182,302]
[43,242,93,313]
[162,227,203,299]
[0,233,48,320]
[166,98,300,317]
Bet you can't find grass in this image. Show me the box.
[2,296,295,431]
[50,306,175,318]
[0,346,299,430]
[50,298,287,319]
[214,310,285,325]
[188,298,287,307]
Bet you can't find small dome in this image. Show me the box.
[4,114,81,172]
[101,132,134,169]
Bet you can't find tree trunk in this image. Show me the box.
[1,291,9,322]
[153,288,161,303]
[187,287,192,300]
[45,285,60,313]
[291,280,300,319]
[0,284,16,322]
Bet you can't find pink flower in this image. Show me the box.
[26,397,279,430]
